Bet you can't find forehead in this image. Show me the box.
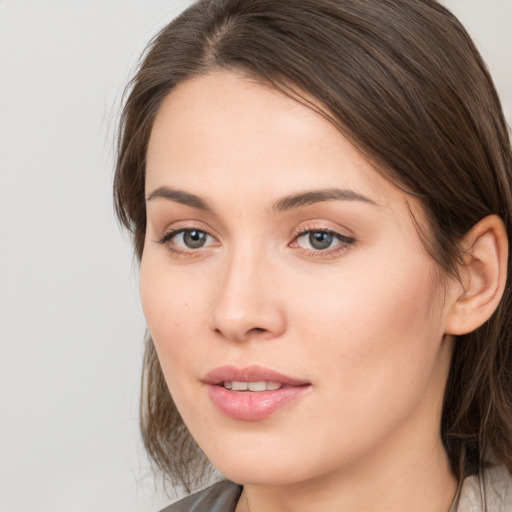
[146,71,410,214]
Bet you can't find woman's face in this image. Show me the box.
[141,71,456,486]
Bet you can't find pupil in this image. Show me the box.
[309,231,332,250]
[184,230,206,248]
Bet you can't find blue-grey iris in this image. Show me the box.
[184,230,207,248]
[310,231,333,250]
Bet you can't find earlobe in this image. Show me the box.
[445,215,508,336]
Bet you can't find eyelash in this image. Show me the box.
[157,227,216,257]
[291,226,355,257]
[156,226,355,257]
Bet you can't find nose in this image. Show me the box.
[208,249,286,343]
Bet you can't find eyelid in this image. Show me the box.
[154,219,215,241]
[292,221,355,240]
[158,228,215,243]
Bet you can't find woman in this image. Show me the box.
[114,0,512,510]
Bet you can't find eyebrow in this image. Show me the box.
[272,188,378,212]
[145,186,378,212]
[146,186,212,210]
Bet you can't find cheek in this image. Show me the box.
[291,252,445,405]
[296,255,437,333]
[139,250,213,372]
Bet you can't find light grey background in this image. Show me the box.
[0,2,510,511]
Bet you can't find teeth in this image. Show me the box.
[248,381,266,392]
[231,381,248,391]
[223,381,283,391]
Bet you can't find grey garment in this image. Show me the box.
[162,465,512,512]
[160,480,242,512]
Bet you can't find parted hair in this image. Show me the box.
[114,0,512,490]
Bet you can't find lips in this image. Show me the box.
[203,365,311,421]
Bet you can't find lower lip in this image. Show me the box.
[207,384,310,421]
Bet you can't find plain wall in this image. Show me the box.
[0,1,510,511]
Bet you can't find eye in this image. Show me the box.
[292,229,355,253]
[158,228,216,252]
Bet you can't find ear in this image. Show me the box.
[445,215,508,336]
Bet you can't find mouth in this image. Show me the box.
[203,365,311,421]
[203,364,309,387]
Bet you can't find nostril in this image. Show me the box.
[249,327,266,335]
[213,326,267,341]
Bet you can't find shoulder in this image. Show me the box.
[455,464,512,512]
[160,480,243,512]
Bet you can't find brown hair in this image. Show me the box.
[114,0,512,490]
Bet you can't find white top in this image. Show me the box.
[450,464,512,511]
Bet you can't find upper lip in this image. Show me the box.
[202,365,309,386]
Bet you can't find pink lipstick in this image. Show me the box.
[203,365,310,421]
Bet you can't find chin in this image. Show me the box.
[205,443,324,487]
[216,463,307,487]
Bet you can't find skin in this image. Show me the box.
[141,71,462,512]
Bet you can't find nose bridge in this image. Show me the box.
[209,239,285,341]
